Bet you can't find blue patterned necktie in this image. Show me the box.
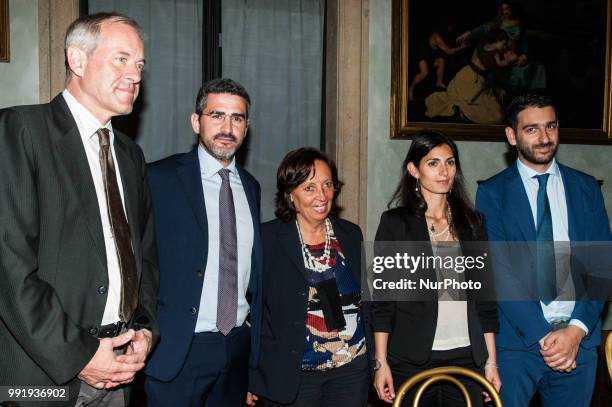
[534,174,556,305]
[217,168,238,335]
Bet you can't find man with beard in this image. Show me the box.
[476,92,610,407]
[144,78,262,406]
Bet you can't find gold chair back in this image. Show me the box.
[392,366,502,407]
[606,332,612,382]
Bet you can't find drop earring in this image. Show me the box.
[415,178,420,193]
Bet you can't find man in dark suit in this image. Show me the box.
[476,92,611,407]
[0,12,158,406]
[144,78,262,406]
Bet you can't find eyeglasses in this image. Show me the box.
[201,111,248,126]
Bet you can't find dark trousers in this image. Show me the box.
[145,324,250,407]
[390,346,484,407]
[262,355,370,407]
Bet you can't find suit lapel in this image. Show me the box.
[237,167,262,296]
[559,164,582,241]
[114,136,142,275]
[49,95,107,270]
[176,148,209,239]
[278,220,311,281]
[506,163,536,241]
[401,210,430,242]
[331,218,360,282]
[237,168,260,235]
[398,211,437,299]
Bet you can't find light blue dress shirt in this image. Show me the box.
[516,158,588,334]
[195,145,254,333]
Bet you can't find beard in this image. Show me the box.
[202,132,241,162]
[516,138,558,165]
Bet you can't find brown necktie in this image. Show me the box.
[97,128,138,323]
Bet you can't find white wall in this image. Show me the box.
[0,0,39,108]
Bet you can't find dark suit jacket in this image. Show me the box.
[144,147,263,381]
[370,207,499,366]
[0,95,159,401]
[476,162,610,353]
[248,217,370,404]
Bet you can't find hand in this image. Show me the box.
[78,330,144,389]
[504,50,518,63]
[374,362,395,403]
[538,331,552,349]
[539,326,585,372]
[482,364,501,403]
[246,391,259,406]
[456,31,471,44]
[116,328,153,364]
[108,328,153,388]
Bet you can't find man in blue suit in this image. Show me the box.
[476,92,611,407]
[144,78,262,406]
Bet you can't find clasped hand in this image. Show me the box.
[539,325,585,372]
[78,328,153,389]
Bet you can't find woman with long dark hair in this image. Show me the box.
[371,132,501,406]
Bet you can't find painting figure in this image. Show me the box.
[408,30,469,99]
[456,1,546,95]
[425,29,516,124]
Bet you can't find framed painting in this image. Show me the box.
[0,0,8,63]
[390,0,612,142]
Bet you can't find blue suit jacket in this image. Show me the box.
[476,161,611,353]
[145,147,262,381]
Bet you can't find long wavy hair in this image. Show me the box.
[388,131,483,240]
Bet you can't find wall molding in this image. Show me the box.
[325,0,369,230]
[38,0,79,103]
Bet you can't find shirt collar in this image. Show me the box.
[516,157,559,183]
[197,144,237,179]
[62,89,113,141]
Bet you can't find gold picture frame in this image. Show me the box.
[390,0,612,143]
[0,0,9,63]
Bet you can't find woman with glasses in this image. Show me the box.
[248,148,370,407]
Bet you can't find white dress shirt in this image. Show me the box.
[516,158,588,334]
[195,145,254,332]
[62,90,127,325]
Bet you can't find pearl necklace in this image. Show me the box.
[296,218,333,272]
[427,205,453,242]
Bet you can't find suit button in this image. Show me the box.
[299,292,306,297]
[196,270,203,277]
[290,350,298,355]
[89,327,98,336]
[97,285,107,294]
[189,307,197,315]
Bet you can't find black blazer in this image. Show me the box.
[370,207,498,366]
[0,95,159,400]
[249,217,370,404]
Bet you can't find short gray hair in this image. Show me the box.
[64,12,142,80]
